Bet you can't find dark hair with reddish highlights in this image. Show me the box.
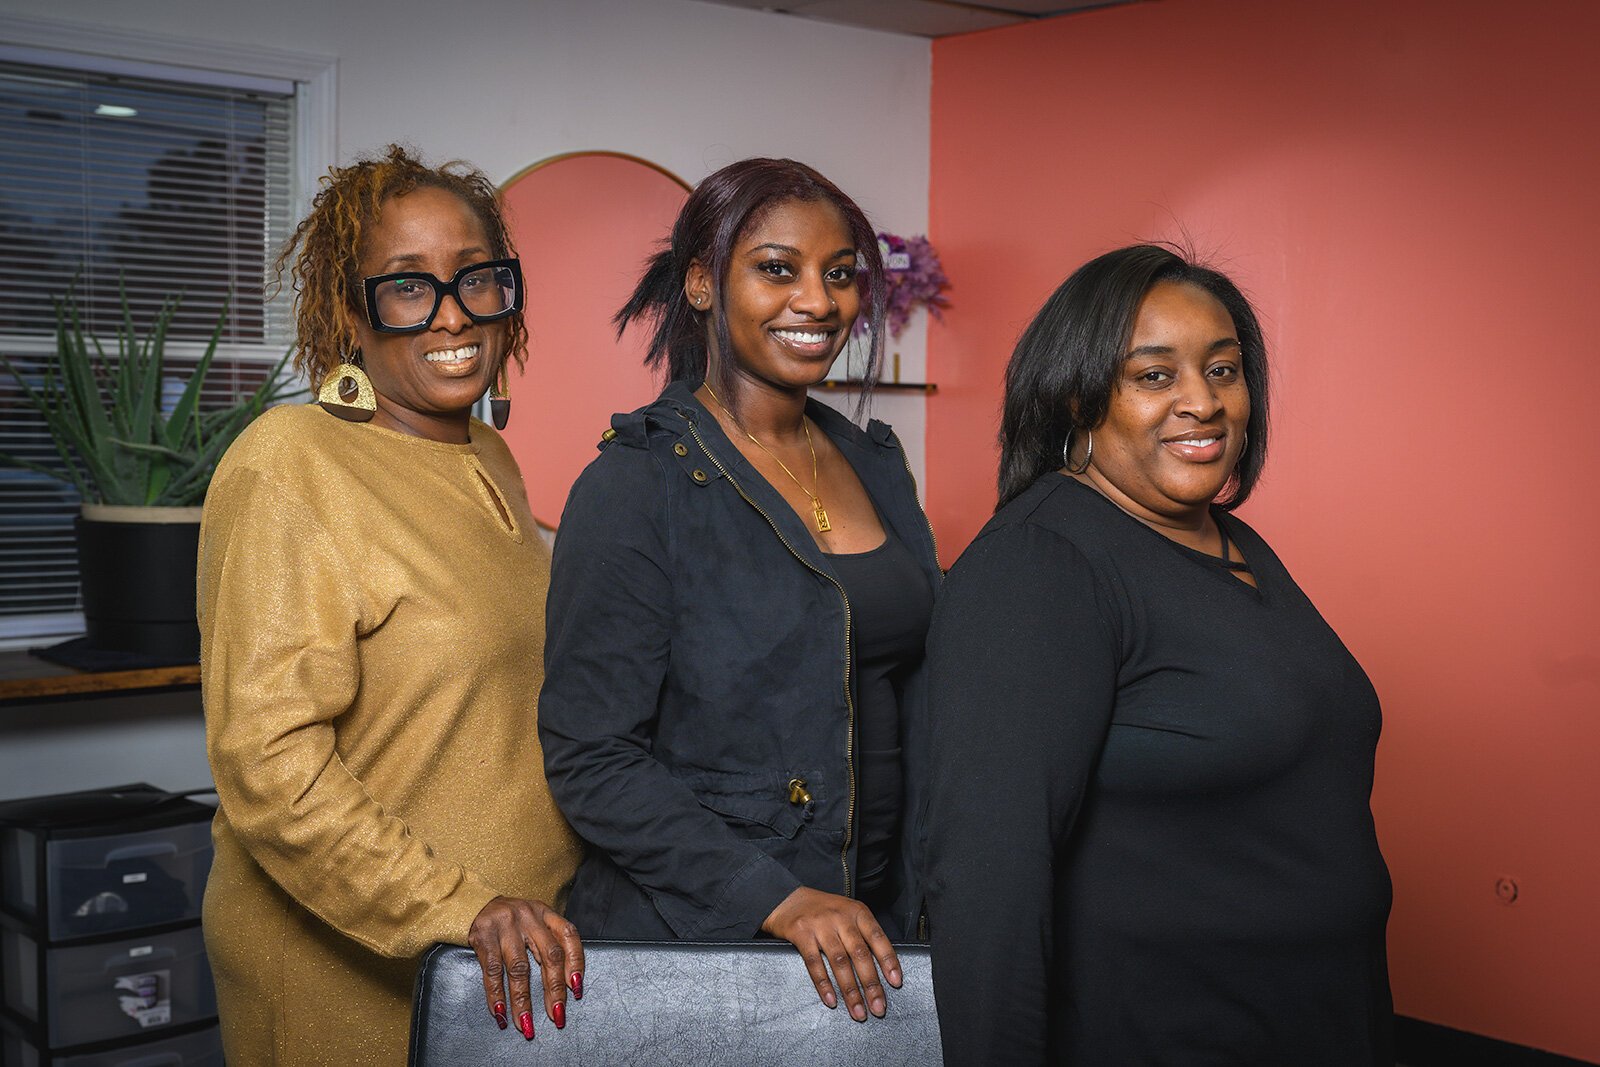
[998,243,1271,510]
[275,143,527,387]
[614,157,886,414]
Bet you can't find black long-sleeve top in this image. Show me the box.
[925,474,1392,1065]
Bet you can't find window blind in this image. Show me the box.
[0,58,296,643]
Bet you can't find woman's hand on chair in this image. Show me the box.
[762,886,903,1021]
[468,896,584,1040]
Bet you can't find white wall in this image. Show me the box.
[1,0,930,199]
[1,0,931,457]
[0,692,210,802]
[0,0,931,796]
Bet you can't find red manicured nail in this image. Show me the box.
[570,971,583,999]
[493,1001,507,1030]
[552,1000,566,1029]
[518,1011,535,1040]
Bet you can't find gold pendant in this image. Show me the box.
[813,500,831,532]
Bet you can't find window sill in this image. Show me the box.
[0,650,199,706]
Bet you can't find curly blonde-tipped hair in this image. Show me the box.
[276,143,528,387]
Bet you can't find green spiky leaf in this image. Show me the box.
[0,284,302,507]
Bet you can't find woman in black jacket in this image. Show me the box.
[539,158,940,1024]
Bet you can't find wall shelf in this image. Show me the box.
[812,380,937,394]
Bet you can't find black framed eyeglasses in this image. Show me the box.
[361,258,524,332]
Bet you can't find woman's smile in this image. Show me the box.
[422,341,482,371]
[769,324,839,357]
[1160,428,1228,463]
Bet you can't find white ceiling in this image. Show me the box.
[694,0,1141,38]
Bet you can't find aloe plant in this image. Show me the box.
[0,290,300,507]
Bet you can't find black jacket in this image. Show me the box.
[539,380,940,941]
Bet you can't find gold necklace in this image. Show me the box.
[702,383,831,532]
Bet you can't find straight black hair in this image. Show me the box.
[997,244,1270,510]
[614,158,886,416]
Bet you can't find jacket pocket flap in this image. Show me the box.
[684,773,806,840]
[694,792,804,839]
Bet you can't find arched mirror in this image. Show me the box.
[498,152,690,529]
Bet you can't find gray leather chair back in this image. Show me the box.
[409,940,942,1065]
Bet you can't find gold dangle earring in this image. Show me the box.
[317,349,377,422]
[489,361,511,430]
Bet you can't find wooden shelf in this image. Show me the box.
[0,651,199,704]
[812,380,936,394]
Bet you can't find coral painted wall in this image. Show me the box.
[927,0,1600,1058]
[500,152,687,528]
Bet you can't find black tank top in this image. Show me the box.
[824,528,934,903]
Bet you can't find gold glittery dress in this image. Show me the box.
[197,404,581,1066]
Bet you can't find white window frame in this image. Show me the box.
[0,14,335,650]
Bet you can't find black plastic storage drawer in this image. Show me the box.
[2,924,217,1048]
[43,822,211,941]
[0,785,213,942]
[1,1020,223,1067]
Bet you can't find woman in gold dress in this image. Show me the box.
[198,145,582,1065]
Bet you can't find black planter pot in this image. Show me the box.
[75,506,203,664]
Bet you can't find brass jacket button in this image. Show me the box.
[601,427,618,442]
[673,442,688,457]
[691,468,708,483]
[787,778,812,806]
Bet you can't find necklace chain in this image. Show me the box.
[702,383,831,532]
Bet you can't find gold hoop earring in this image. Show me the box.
[1063,427,1093,475]
[318,355,376,422]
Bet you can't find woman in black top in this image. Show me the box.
[925,244,1392,1065]
[540,159,940,1024]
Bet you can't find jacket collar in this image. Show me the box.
[650,378,893,456]
[648,379,928,577]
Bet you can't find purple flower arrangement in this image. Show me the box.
[860,232,950,339]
